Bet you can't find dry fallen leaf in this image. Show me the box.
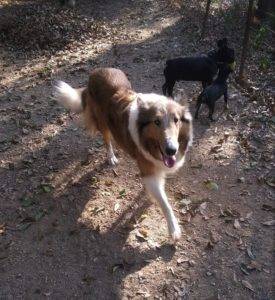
[112,263,124,273]
[237,177,245,183]
[147,239,160,249]
[234,219,241,229]
[199,202,207,213]
[240,263,250,275]
[188,260,195,267]
[168,266,175,276]
[91,206,105,215]
[114,202,120,212]
[105,180,114,186]
[265,175,275,188]
[247,245,255,260]
[181,212,191,223]
[0,224,5,235]
[236,238,243,248]
[210,230,220,244]
[136,229,148,241]
[210,145,222,154]
[261,204,275,212]
[176,257,189,264]
[138,214,148,222]
[242,280,255,292]
[245,212,253,219]
[136,289,150,298]
[262,220,275,226]
[139,228,148,238]
[204,179,219,191]
[247,260,262,271]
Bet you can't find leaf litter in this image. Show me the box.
[1,0,274,298]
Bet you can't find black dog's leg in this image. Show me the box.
[202,81,207,89]
[194,95,203,119]
[162,82,168,95]
[224,86,228,109]
[208,103,215,122]
[167,81,175,98]
[202,80,212,90]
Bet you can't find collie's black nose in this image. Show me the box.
[165,146,177,156]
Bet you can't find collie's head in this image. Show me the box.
[129,93,193,172]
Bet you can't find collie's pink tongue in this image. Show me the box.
[163,155,176,168]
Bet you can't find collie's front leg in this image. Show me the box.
[106,142,118,166]
[102,130,118,166]
[143,175,181,242]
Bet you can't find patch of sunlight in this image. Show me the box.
[77,197,104,229]
[191,125,239,165]
[127,16,181,42]
[1,14,180,91]
[51,160,80,195]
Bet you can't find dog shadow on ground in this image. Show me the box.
[0,119,176,298]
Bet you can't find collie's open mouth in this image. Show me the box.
[162,154,176,168]
[159,146,176,168]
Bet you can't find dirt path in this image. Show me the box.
[0,0,274,299]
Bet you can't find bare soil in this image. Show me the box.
[0,0,274,299]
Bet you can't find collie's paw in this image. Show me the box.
[108,155,118,166]
[169,223,182,242]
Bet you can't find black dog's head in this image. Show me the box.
[208,38,235,65]
[217,38,228,49]
[216,38,235,69]
[207,49,217,60]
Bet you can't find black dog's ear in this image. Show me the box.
[217,38,228,48]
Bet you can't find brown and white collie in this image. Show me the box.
[54,68,192,241]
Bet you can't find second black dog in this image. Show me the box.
[194,64,232,122]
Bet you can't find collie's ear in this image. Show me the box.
[137,96,143,106]
[181,107,192,123]
[136,94,150,109]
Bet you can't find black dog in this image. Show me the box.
[162,38,235,97]
[194,64,232,122]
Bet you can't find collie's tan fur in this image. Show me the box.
[54,67,193,241]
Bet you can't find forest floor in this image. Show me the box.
[0,0,274,299]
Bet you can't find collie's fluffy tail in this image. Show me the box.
[53,81,83,113]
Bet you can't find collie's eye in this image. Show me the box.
[174,117,179,124]
[154,119,161,126]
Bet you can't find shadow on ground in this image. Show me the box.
[0,1,274,298]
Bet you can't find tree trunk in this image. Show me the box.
[201,0,212,37]
[238,0,254,81]
[255,0,275,19]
